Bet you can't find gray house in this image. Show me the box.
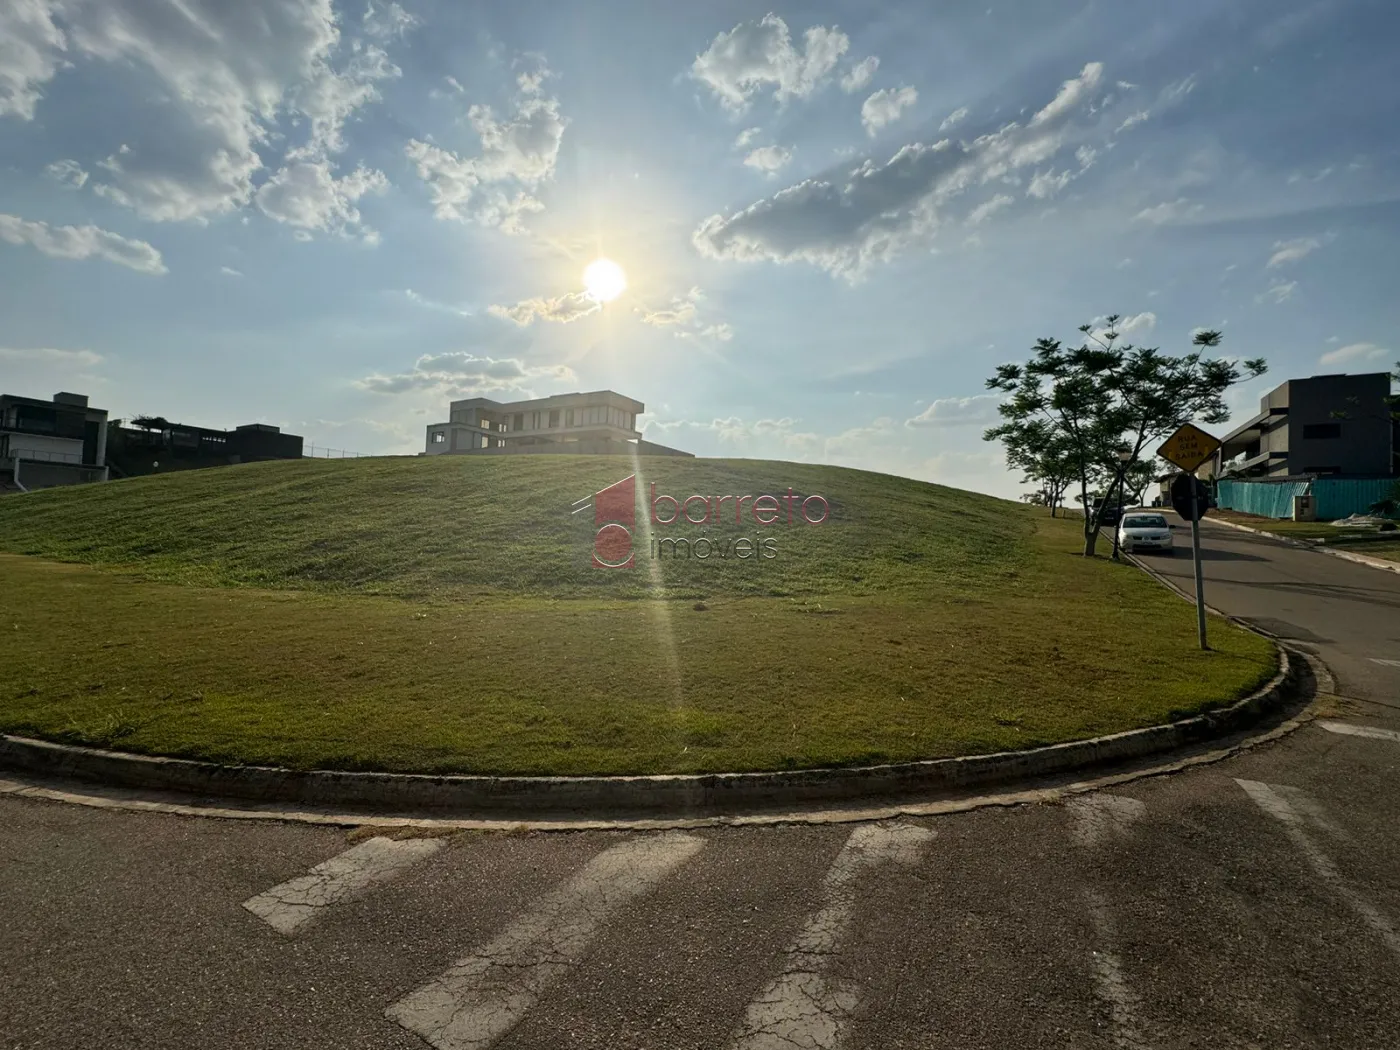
[1214,372,1397,479]
[424,390,692,457]
[0,391,110,491]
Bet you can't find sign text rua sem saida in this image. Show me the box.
[573,475,830,569]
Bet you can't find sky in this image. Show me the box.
[1,0,1397,498]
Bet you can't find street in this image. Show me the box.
[3,518,1399,1050]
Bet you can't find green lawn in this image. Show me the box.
[0,457,1277,775]
[1214,510,1400,563]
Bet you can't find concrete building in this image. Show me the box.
[423,391,692,457]
[108,419,303,476]
[0,391,109,491]
[1214,371,1398,480]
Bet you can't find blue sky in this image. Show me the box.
[1,0,1396,497]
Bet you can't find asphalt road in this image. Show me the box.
[3,518,1399,1050]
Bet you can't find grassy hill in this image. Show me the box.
[0,456,1277,776]
[0,455,1033,600]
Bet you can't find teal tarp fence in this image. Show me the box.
[1216,477,1397,519]
[1313,478,1397,520]
[1216,480,1309,519]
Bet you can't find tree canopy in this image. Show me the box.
[984,315,1266,555]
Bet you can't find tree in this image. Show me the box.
[131,415,171,431]
[985,315,1267,556]
[1005,422,1077,517]
[1370,479,1400,520]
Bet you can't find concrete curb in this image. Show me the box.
[0,647,1297,819]
[1209,515,1400,575]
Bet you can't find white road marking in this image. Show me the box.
[727,822,934,1050]
[1067,793,1146,848]
[1070,796,1152,1050]
[385,832,705,1050]
[1236,780,1400,960]
[1084,889,1151,1050]
[1368,658,1400,668]
[242,836,444,936]
[1319,720,1400,744]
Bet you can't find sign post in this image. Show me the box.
[1159,424,1221,652]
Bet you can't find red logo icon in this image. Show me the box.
[584,475,635,569]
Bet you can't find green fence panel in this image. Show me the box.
[1216,480,1310,519]
[1312,478,1397,520]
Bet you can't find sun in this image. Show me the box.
[582,257,627,303]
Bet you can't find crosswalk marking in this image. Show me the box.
[1067,793,1145,848]
[243,836,444,936]
[1235,780,1400,960]
[385,831,705,1050]
[1318,720,1400,744]
[727,822,934,1050]
[1071,796,1152,1050]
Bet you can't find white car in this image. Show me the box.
[1117,511,1174,554]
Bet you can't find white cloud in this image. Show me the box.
[1266,236,1322,268]
[0,346,104,367]
[255,160,387,238]
[685,323,734,343]
[1030,61,1103,126]
[220,266,242,277]
[637,288,733,342]
[404,289,472,317]
[734,127,763,149]
[1257,280,1297,304]
[1087,312,1155,344]
[693,60,1107,278]
[743,144,794,173]
[861,85,917,135]
[11,0,401,225]
[1133,198,1203,225]
[1116,110,1149,133]
[840,56,879,93]
[1118,311,1157,335]
[0,0,65,120]
[904,393,1001,427]
[637,289,700,328]
[1319,341,1386,366]
[44,159,88,189]
[405,70,566,234]
[488,291,599,327]
[1026,169,1073,199]
[939,106,969,132]
[966,193,1013,225]
[357,352,576,396]
[0,213,166,274]
[1075,145,1097,169]
[362,0,418,40]
[690,13,848,112]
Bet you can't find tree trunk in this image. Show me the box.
[1078,478,1098,556]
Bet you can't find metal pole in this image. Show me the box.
[1190,481,1208,650]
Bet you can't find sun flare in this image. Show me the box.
[583,257,627,302]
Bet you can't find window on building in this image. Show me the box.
[549,409,560,428]
[512,413,523,431]
[1302,423,1341,440]
[565,409,574,427]
[432,431,445,443]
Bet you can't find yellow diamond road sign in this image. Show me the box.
[1157,423,1222,472]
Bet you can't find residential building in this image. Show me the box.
[423,391,692,457]
[107,419,303,476]
[0,391,109,491]
[1213,371,1398,480]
